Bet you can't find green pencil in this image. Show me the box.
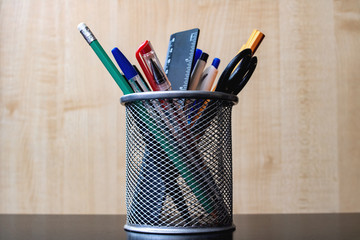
[77,23,133,95]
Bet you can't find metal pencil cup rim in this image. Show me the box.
[120,90,238,105]
[121,91,238,234]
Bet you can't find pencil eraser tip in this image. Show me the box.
[77,22,87,31]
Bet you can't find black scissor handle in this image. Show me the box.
[216,48,252,92]
[233,56,257,95]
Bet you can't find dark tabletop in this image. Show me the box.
[0,213,359,240]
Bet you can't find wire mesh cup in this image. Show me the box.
[120,91,238,234]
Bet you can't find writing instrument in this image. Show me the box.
[197,58,220,91]
[133,65,151,90]
[186,52,208,123]
[149,58,166,88]
[77,23,133,95]
[191,49,202,72]
[189,58,221,125]
[111,47,150,92]
[188,52,209,90]
[136,40,171,91]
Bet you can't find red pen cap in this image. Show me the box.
[139,40,153,54]
[136,40,171,91]
[136,40,156,90]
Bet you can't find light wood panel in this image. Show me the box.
[0,0,359,214]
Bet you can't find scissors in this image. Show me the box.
[215,48,257,95]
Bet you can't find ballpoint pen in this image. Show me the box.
[77,23,133,95]
[191,48,203,72]
[186,52,209,122]
[111,47,150,92]
[197,58,220,91]
[136,40,171,91]
[188,52,209,90]
[133,65,147,87]
[189,58,221,125]
[149,58,168,88]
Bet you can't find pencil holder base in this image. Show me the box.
[124,223,236,234]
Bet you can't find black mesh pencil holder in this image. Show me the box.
[120,91,238,234]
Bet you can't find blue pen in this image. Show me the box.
[191,49,202,72]
[111,47,151,92]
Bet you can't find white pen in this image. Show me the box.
[197,58,220,91]
[188,52,209,90]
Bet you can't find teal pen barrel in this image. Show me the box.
[121,91,237,234]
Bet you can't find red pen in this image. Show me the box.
[136,40,171,91]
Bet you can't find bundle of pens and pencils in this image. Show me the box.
[78,23,265,232]
[78,23,264,96]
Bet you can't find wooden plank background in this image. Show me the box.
[0,0,359,214]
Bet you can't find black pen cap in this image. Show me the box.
[150,58,166,84]
[200,52,209,62]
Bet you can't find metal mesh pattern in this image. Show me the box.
[124,96,234,231]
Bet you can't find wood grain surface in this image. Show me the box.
[0,0,359,214]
